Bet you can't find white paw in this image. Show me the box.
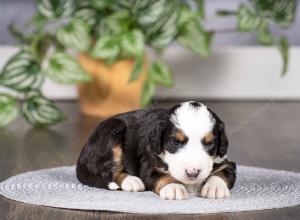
[200,176,230,199]
[159,183,189,200]
[108,182,120,190]
[121,175,145,192]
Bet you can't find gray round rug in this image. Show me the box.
[0,165,300,214]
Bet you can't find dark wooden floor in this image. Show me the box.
[0,100,300,220]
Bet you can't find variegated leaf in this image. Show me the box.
[251,0,298,28]
[116,0,137,10]
[121,30,145,57]
[238,5,268,32]
[256,29,273,45]
[141,80,155,107]
[22,91,65,127]
[177,19,213,57]
[146,0,179,49]
[177,6,198,27]
[57,19,91,52]
[128,56,144,83]
[74,7,99,27]
[37,0,74,19]
[137,0,166,25]
[0,93,18,127]
[279,37,289,76]
[91,36,120,60]
[95,11,130,37]
[89,0,112,10]
[149,61,173,87]
[46,52,91,84]
[193,0,205,18]
[0,51,44,91]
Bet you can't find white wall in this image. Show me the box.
[0,45,299,100]
[157,45,300,100]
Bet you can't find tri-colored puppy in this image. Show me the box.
[76,101,236,200]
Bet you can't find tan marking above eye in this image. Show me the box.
[202,133,214,144]
[174,129,186,142]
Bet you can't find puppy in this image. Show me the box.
[76,101,236,200]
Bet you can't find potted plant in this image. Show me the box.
[0,0,297,127]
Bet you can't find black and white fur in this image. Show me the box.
[76,101,236,200]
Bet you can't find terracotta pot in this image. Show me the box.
[77,54,147,118]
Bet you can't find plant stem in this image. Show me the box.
[208,28,238,34]
[217,10,238,16]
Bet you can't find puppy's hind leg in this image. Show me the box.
[76,117,145,191]
[112,145,145,192]
[76,118,125,190]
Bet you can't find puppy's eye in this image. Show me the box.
[171,139,181,147]
[204,141,214,149]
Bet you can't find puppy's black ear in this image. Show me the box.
[215,120,228,158]
[208,109,228,158]
[148,120,166,154]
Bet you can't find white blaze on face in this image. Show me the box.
[163,102,215,185]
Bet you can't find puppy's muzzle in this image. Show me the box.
[185,168,201,179]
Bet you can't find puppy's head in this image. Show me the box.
[151,101,228,185]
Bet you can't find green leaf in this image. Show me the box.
[251,0,298,28]
[279,37,289,76]
[121,30,145,57]
[117,0,140,10]
[76,0,92,8]
[46,52,91,84]
[177,19,213,57]
[30,33,52,61]
[27,13,48,29]
[26,12,48,29]
[177,6,198,27]
[128,56,144,83]
[0,51,44,91]
[137,0,167,25]
[141,80,155,107]
[144,1,174,36]
[95,11,130,37]
[256,29,273,45]
[57,19,91,52]
[0,93,18,127]
[21,91,65,127]
[147,0,179,49]
[193,0,205,18]
[37,0,75,19]
[130,0,151,14]
[237,4,276,46]
[74,7,99,27]
[8,24,30,44]
[149,61,173,87]
[216,10,237,16]
[91,36,120,60]
[237,5,268,32]
[89,0,112,10]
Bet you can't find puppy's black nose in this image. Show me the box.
[185,169,201,179]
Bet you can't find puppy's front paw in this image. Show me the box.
[121,175,145,192]
[160,183,188,200]
[200,176,230,199]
